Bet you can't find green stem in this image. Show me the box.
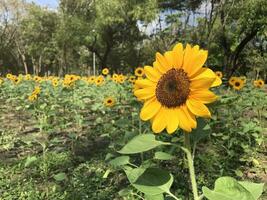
[184,133,199,200]
[167,191,181,200]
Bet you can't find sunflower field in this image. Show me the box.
[1,0,267,200]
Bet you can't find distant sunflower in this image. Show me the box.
[128,75,136,83]
[102,68,109,75]
[254,79,265,88]
[232,78,244,90]
[135,67,145,77]
[215,71,223,79]
[134,43,221,134]
[104,97,115,107]
[229,76,237,86]
[28,94,38,102]
[257,79,265,88]
[95,75,105,86]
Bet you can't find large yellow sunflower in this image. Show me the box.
[134,43,221,134]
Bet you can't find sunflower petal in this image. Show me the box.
[144,66,161,82]
[152,108,167,133]
[135,79,155,88]
[186,99,211,118]
[172,43,184,68]
[140,97,161,121]
[166,109,179,134]
[153,61,166,74]
[190,77,216,90]
[164,51,176,68]
[182,105,197,129]
[188,50,208,77]
[176,107,192,132]
[156,52,171,71]
[211,76,222,87]
[134,87,155,100]
[190,90,218,104]
[182,44,193,71]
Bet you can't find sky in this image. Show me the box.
[27,0,59,8]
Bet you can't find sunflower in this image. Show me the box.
[24,74,32,80]
[128,75,136,83]
[254,79,265,88]
[135,67,145,77]
[102,68,109,75]
[229,76,237,86]
[52,79,59,87]
[28,94,38,102]
[134,43,221,134]
[117,74,126,84]
[0,78,3,85]
[232,78,244,90]
[215,71,223,79]
[104,97,115,107]
[95,75,105,86]
[112,74,119,82]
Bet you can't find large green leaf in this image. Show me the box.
[154,151,175,160]
[125,167,173,196]
[109,156,130,167]
[238,181,264,200]
[202,177,262,200]
[118,134,170,154]
[145,194,164,200]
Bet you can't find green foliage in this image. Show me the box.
[202,177,264,200]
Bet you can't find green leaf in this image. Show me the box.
[125,167,173,195]
[109,156,130,167]
[238,181,264,200]
[202,177,256,200]
[53,172,67,181]
[24,156,37,167]
[118,134,170,154]
[154,151,174,160]
[145,194,164,200]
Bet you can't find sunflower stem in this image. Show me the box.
[183,133,199,200]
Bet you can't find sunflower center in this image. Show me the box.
[156,68,190,108]
[235,82,240,87]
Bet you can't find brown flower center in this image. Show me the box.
[156,68,190,108]
[235,82,240,87]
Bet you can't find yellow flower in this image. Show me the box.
[232,78,245,90]
[28,94,38,102]
[95,75,105,86]
[128,75,136,83]
[87,76,96,83]
[254,79,265,88]
[0,78,3,85]
[34,76,42,82]
[6,73,12,79]
[135,67,145,77]
[215,71,223,79]
[52,79,59,87]
[32,86,41,95]
[102,68,109,75]
[240,76,246,83]
[24,74,32,80]
[134,43,221,134]
[104,97,115,107]
[117,74,126,84]
[229,76,237,86]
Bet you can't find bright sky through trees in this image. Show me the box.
[27,0,58,8]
